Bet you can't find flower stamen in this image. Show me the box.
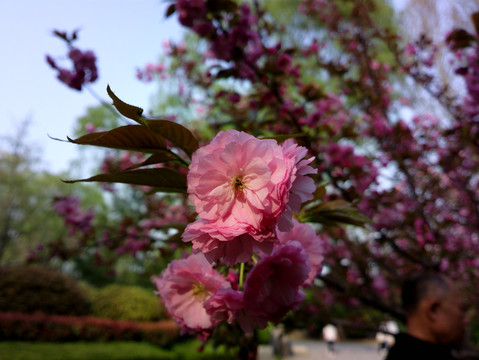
[192,282,208,300]
[233,176,245,192]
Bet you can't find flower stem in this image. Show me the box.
[239,262,245,289]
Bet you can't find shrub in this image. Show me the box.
[0,265,90,316]
[0,311,180,346]
[90,284,165,322]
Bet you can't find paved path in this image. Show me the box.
[258,340,387,360]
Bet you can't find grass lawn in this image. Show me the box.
[0,340,234,360]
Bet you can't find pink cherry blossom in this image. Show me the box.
[278,140,317,231]
[188,129,289,224]
[152,253,230,333]
[188,130,314,239]
[204,289,246,327]
[53,196,94,235]
[204,242,311,333]
[277,220,323,287]
[182,218,275,266]
[46,47,98,91]
[204,288,269,334]
[243,242,310,324]
[185,130,316,264]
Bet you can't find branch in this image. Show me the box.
[318,274,406,323]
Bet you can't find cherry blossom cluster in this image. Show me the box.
[176,1,263,81]
[46,0,479,335]
[136,62,167,82]
[153,129,321,337]
[53,196,94,235]
[46,47,98,91]
[162,0,479,313]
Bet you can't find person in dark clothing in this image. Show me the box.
[385,272,467,360]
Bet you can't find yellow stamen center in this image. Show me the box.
[192,282,208,300]
[233,176,245,192]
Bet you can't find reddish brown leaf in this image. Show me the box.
[67,125,167,153]
[446,29,477,50]
[63,168,187,193]
[125,152,181,170]
[140,119,199,157]
[106,85,143,121]
[165,3,176,17]
[472,12,479,36]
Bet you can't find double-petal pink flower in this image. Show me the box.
[184,129,316,264]
[152,253,230,334]
[277,219,324,287]
[205,242,310,333]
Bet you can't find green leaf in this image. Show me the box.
[140,119,199,158]
[63,168,187,193]
[301,184,327,208]
[312,184,327,201]
[303,199,371,227]
[106,85,143,121]
[67,125,167,153]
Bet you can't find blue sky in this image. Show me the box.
[0,0,183,174]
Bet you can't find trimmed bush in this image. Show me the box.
[0,311,180,346]
[0,265,90,316]
[90,284,165,322]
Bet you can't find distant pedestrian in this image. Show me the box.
[376,320,398,355]
[322,323,339,356]
[270,324,292,357]
[376,324,387,353]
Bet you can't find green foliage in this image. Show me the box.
[0,121,112,265]
[88,284,165,322]
[0,340,236,360]
[72,258,118,288]
[0,342,173,360]
[169,339,236,359]
[113,254,173,289]
[301,199,372,227]
[468,314,479,346]
[0,138,67,264]
[256,327,271,345]
[0,265,91,316]
[0,168,69,263]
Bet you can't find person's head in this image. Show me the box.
[402,271,466,346]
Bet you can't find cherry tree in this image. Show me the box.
[44,0,479,355]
